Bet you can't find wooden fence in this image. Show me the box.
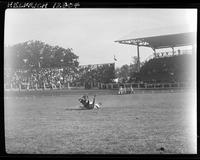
[98,82,192,90]
[4,81,192,92]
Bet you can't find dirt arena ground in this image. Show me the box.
[4,89,196,154]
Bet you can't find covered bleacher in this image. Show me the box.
[94,25,197,91]
[114,25,196,72]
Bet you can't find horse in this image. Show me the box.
[78,95,101,109]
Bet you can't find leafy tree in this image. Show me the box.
[115,64,130,83]
[4,40,80,84]
[129,56,140,82]
[114,56,145,83]
[76,63,115,87]
[4,40,79,72]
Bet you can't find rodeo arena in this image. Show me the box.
[4,24,197,154]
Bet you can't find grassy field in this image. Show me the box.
[4,90,196,154]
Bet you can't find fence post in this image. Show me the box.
[67,82,70,89]
[43,82,46,90]
[19,84,21,91]
[59,82,61,89]
[27,83,29,91]
[36,83,38,90]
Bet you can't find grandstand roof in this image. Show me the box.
[115,25,196,49]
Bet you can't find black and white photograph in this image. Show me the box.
[4,8,197,154]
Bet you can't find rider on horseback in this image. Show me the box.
[79,95,96,109]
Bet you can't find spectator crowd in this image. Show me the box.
[4,68,68,90]
[4,63,116,91]
[137,54,193,83]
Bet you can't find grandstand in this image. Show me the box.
[4,63,115,91]
[112,25,196,91]
[115,25,196,72]
[138,54,193,83]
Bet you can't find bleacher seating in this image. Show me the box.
[138,54,193,83]
[4,68,66,90]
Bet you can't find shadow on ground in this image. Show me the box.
[65,108,91,111]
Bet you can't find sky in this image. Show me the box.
[4,9,197,67]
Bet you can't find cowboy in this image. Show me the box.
[79,95,96,109]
